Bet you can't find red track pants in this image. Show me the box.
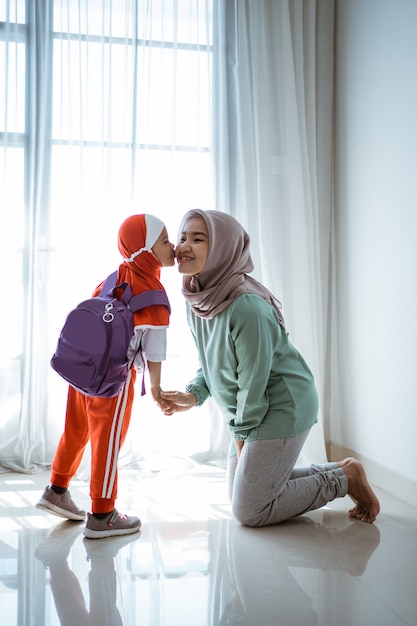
[50,368,136,513]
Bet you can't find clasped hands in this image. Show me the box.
[151,388,197,415]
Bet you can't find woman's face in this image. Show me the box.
[176,217,209,276]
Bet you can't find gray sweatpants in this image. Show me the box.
[227,430,349,527]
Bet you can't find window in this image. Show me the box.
[0,0,213,469]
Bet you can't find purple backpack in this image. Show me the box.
[50,271,171,398]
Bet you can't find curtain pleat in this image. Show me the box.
[6,1,53,471]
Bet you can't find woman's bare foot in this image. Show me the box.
[338,457,356,468]
[338,459,380,523]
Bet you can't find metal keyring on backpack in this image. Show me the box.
[103,302,115,323]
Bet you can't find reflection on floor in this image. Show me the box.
[1,456,416,625]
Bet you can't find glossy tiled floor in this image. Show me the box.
[1,455,416,626]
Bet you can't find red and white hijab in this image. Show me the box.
[95,214,170,328]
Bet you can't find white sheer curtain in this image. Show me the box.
[1,0,334,474]
[212,0,335,463]
[0,0,213,473]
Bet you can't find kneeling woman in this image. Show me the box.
[161,209,380,526]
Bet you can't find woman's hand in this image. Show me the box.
[159,391,197,415]
[235,439,244,459]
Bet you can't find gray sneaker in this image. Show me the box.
[36,485,86,521]
[83,509,141,539]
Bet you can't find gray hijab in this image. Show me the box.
[179,209,285,327]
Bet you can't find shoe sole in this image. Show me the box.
[83,523,141,540]
[36,499,86,521]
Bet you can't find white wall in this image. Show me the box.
[333,0,417,490]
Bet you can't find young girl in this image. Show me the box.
[37,214,175,538]
[161,209,380,526]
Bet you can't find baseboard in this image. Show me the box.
[327,442,417,510]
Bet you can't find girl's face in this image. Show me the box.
[176,217,209,276]
[152,227,176,267]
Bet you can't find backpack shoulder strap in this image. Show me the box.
[129,289,171,314]
[100,271,132,303]
[99,273,170,312]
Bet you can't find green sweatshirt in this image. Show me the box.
[185,293,318,442]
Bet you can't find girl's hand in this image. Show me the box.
[151,386,172,412]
